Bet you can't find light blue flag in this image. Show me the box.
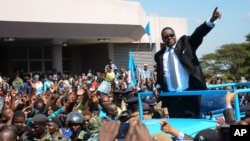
[97,80,111,95]
[144,21,152,50]
[144,21,151,35]
[128,51,137,88]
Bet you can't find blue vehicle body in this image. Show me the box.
[142,118,217,137]
[138,82,250,137]
[88,82,250,140]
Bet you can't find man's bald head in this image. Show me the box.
[0,128,17,141]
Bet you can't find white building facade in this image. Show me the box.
[0,0,187,75]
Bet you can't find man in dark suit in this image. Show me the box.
[154,7,222,118]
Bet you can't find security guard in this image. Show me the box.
[125,97,152,121]
[66,112,91,141]
[21,114,53,141]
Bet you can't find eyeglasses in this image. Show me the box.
[163,33,175,39]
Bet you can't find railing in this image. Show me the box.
[207,82,250,90]
[207,82,250,120]
[138,82,250,121]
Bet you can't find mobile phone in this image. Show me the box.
[0,96,5,114]
[116,123,129,140]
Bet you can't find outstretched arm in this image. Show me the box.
[189,7,222,51]
[210,7,222,23]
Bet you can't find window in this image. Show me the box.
[13,61,27,73]
[29,46,42,59]
[13,47,27,60]
[30,61,42,72]
[62,46,71,72]
[45,61,52,72]
[43,47,51,59]
[12,45,71,73]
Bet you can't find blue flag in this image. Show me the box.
[144,21,152,50]
[128,51,137,88]
[144,21,151,35]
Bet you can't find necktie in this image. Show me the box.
[168,49,178,89]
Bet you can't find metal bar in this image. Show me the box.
[138,92,144,120]
[207,82,250,89]
[234,86,240,120]
[138,87,250,121]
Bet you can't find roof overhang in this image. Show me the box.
[0,21,145,45]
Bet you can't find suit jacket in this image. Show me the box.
[223,108,236,124]
[154,22,213,92]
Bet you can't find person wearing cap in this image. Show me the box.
[125,97,152,121]
[142,64,153,82]
[112,90,128,116]
[46,117,69,141]
[86,117,103,134]
[21,114,53,140]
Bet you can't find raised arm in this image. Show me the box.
[210,7,222,23]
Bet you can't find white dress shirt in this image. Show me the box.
[155,20,215,92]
[163,47,189,91]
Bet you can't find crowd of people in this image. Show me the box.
[0,60,171,141]
[0,6,249,141]
[0,62,249,141]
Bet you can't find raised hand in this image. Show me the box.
[124,120,151,141]
[160,120,180,139]
[225,90,240,106]
[99,120,121,141]
[210,7,222,22]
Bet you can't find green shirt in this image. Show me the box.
[21,130,53,141]
[12,77,24,88]
[71,130,91,141]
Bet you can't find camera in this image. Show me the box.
[116,123,129,140]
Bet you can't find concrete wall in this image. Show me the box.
[0,0,147,25]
